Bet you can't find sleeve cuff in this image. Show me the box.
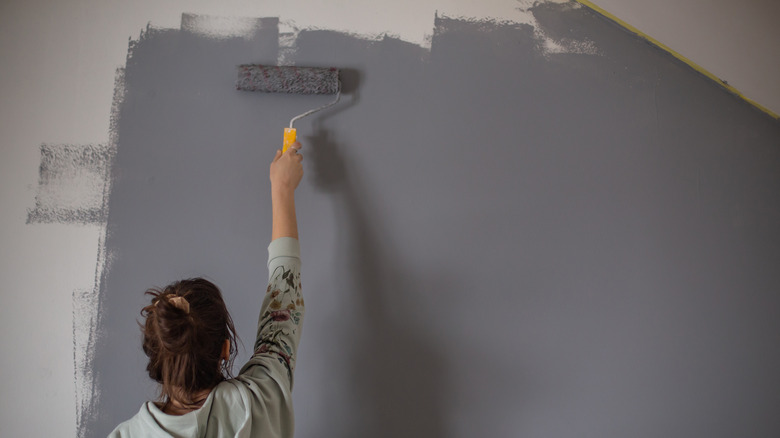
[267,237,301,266]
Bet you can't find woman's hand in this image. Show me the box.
[270,142,303,193]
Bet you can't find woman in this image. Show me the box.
[110,143,305,437]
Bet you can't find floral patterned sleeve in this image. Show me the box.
[239,237,304,389]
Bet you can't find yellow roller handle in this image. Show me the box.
[283,127,297,153]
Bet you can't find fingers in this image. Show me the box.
[273,142,302,162]
[285,142,303,162]
[286,141,301,153]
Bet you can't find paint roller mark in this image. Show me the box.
[178,1,599,63]
[181,13,278,40]
[524,1,600,56]
[26,143,116,225]
[518,0,600,56]
[180,13,334,66]
[73,287,101,436]
[73,231,116,438]
[278,23,300,66]
[434,1,599,57]
[73,220,116,438]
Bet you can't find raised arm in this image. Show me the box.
[238,142,305,393]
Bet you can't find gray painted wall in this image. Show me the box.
[88,4,780,437]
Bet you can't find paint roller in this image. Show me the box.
[236,65,341,153]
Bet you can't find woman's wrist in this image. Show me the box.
[271,187,298,240]
[271,185,296,198]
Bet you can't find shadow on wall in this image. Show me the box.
[309,121,450,437]
[308,69,450,437]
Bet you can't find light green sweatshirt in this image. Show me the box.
[109,237,304,438]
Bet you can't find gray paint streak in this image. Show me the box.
[85,4,780,437]
[27,143,115,225]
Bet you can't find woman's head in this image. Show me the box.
[140,278,238,407]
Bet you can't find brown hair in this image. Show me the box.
[140,278,238,410]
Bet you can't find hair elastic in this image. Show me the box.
[168,296,191,314]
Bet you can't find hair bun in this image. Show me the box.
[141,278,238,407]
[149,293,195,354]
